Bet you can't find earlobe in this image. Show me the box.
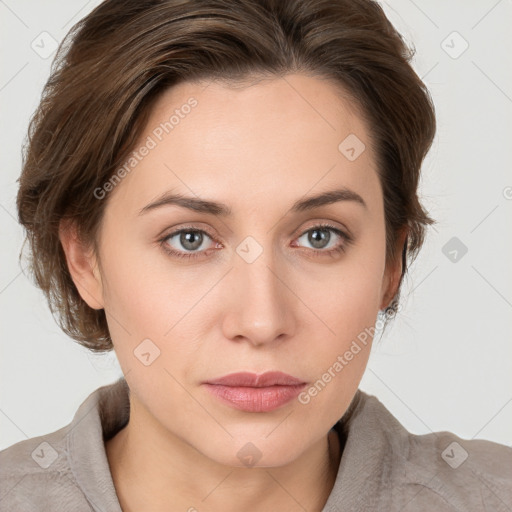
[58,219,104,310]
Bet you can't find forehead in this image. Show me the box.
[104,73,380,216]
[151,73,367,145]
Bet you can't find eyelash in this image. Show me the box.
[158,223,353,260]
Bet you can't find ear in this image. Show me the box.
[59,219,104,310]
[379,226,408,310]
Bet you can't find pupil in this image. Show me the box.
[309,229,330,249]
[181,231,202,250]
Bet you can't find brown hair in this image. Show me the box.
[16,0,436,352]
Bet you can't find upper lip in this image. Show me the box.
[204,371,306,387]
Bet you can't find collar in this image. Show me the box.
[323,388,409,511]
[66,377,129,512]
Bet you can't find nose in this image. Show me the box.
[221,246,297,347]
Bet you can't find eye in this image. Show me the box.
[158,223,353,261]
[160,227,218,260]
[294,223,352,256]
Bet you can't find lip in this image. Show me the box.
[203,372,307,412]
[204,371,305,387]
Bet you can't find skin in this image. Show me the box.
[60,73,406,512]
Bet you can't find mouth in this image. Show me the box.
[202,371,307,412]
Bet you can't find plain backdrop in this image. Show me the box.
[1,0,511,451]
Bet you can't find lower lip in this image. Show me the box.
[203,383,306,412]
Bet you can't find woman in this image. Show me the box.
[1,0,510,510]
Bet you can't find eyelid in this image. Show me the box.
[159,223,219,243]
[295,220,351,239]
[292,222,353,250]
[160,221,350,243]
[159,221,353,259]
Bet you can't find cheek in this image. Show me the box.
[297,277,377,388]
[292,235,385,384]
[293,266,382,426]
[299,251,384,336]
[98,231,176,343]
[99,232,212,383]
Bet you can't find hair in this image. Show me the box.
[16,0,436,352]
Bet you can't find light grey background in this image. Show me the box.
[1,0,511,451]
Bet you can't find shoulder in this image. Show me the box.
[354,391,512,511]
[0,425,91,510]
[0,378,129,511]
[399,428,512,511]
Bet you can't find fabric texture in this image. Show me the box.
[1,376,511,511]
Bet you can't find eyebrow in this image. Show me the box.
[138,187,367,216]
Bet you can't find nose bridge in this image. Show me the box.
[222,233,295,344]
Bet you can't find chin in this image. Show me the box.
[195,434,305,469]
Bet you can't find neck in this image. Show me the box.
[105,400,342,512]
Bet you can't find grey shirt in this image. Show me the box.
[1,376,511,511]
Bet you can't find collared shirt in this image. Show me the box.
[1,376,511,511]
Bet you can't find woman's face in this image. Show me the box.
[74,73,401,467]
